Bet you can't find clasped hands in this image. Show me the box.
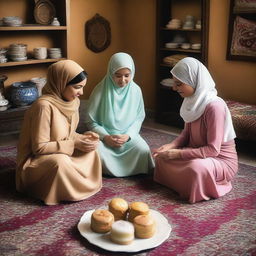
[152,143,181,160]
[75,131,100,153]
[103,134,130,148]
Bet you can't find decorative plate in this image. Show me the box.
[85,14,111,53]
[34,0,56,25]
[77,209,172,252]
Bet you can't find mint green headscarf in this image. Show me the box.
[86,52,145,138]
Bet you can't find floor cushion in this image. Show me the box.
[226,100,256,142]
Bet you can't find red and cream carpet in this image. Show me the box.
[0,128,256,256]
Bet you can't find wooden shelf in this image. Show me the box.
[160,47,201,53]
[0,25,67,31]
[155,0,209,128]
[160,63,175,67]
[0,0,70,134]
[161,27,201,32]
[0,58,66,67]
[233,8,256,14]
[226,0,256,62]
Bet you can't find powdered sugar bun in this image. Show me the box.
[110,220,135,245]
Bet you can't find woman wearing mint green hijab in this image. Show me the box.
[86,52,154,177]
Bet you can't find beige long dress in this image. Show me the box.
[16,60,102,205]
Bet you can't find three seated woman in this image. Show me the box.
[16,54,238,205]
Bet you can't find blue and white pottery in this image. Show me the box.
[11,81,38,106]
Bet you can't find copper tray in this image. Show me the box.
[34,0,56,25]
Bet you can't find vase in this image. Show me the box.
[51,17,60,26]
[30,77,47,96]
[10,81,38,106]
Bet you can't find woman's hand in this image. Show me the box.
[103,134,130,148]
[75,132,99,152]
[154,149,181,160]
[152,143,174,157]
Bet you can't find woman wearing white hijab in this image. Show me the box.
[86,52,154,177]
[153,57,238,203]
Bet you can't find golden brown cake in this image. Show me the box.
[90,209,114,233]
[110,220,135,245]
[108,197,129,221]
[133,214,156,238]
[128,201,149,222]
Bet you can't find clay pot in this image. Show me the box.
[10,81,38,106]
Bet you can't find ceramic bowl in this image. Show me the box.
[165,42,179,49]
[3,16,22,26]
[191,43,201,50]
[10,81,38,106]
[0,99,9,106]
[181,43,191,49]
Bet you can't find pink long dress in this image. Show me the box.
[154,101,238,203]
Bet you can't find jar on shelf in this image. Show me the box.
[30,77,47,96]
[10,81,38,106]
[51,17,60,26]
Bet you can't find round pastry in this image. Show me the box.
[134,214,156,239]
[128,201,149,222]
[110,220,135,245]
[108,198,129,221]
[90,209,114,233]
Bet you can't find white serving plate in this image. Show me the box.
[78,209,172,252]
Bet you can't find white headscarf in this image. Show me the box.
[171,57,236,142]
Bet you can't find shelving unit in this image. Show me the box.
[0,0,70,135]
[0,0,70,87]
[155,0,209,128]
[0,58,65,67]
[226,0,256,62]
[0,25,68,31]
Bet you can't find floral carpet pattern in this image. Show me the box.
[0,128,256,256]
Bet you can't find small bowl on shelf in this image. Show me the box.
[181,43,191,49]
[3,16,22,26]
[0,57,8,63]
[10,56,28,62]
[33,47,47,60]
[165,42,179,49]
[191,43,201,50]
[48,48,62,59]
[166,19,182,29]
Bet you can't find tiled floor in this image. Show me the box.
[1,118,255,167]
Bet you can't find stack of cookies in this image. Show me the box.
[90,197,156,245]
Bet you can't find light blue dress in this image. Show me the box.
[86,52,154,177]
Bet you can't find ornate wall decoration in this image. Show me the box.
[85,14,111,53]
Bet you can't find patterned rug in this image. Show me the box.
[0,127,256,256]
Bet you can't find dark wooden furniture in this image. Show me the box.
[226,0,256,62]
[0,106,29,135]
[0,0,70,135]
[0,0,70,82]
[155,0,209,128]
